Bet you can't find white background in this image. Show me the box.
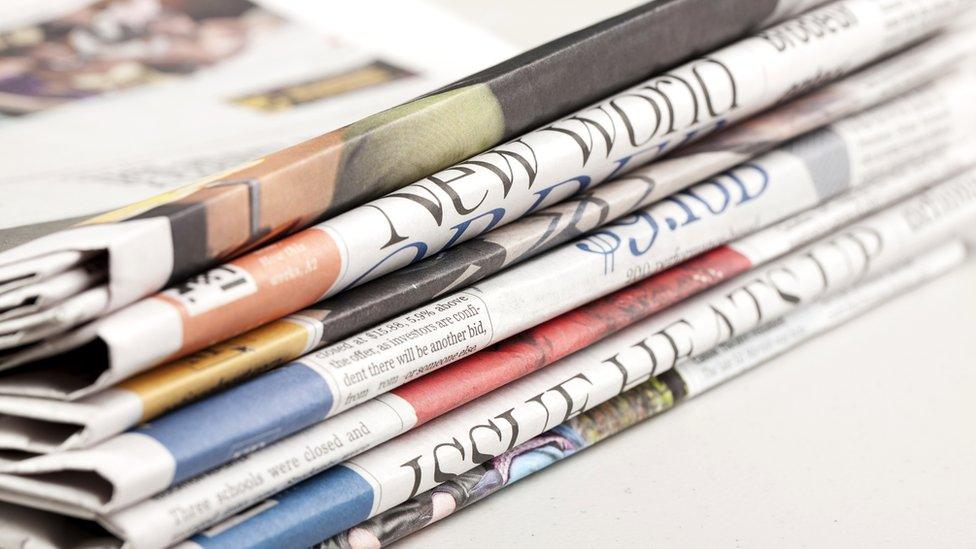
[395,1,976,546]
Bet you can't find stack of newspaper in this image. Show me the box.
[0,0,974,547]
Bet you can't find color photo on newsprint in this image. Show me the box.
[0,0,973,548]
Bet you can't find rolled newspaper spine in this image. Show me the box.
[151,177,976,549]
[1,0,964,380]
[0,260,106,322]
[314,240,967,549]
[1,89,972,522]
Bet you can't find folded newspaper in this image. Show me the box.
[2,154,975,549]
[0,237,962,549]
[315,241,966,548]
[0,47,972,454]
[81,174,976,548]
[0,66,970,499]
[0,0,819,325]
[0,1,963,400]
[0,1,971,547]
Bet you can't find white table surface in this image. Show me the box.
[398,2,976,546]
